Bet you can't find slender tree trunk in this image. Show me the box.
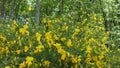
[99,0,108,31]
[0,0,6,20]
[59,0,64,14]
[36,0,41,25]
[10,0,16,20]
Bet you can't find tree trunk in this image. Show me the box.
[10,0,16,20]
[99,0,108,31]
[36,0,41,25]
[59,0,64,14]
[0,0,6,20]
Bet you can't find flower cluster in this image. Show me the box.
[1,7,119,68]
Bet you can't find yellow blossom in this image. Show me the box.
[74,28,80,35]
[34,45,44,53]
[43,60,51,67]
[19,28,26,35]
[96,61,101,67]
[86,46,92,54]
[24,46,29,52]
[0,34,6,41]
[71,57,77,63]
[19,62,26,68]
[42,18,47,23]
[53,34,59,40]
[36,32,42,41]
[67,39,72,47]
[47,39,55,46]
[85,57,92,63]
[92,56,98,61]
[26,18,30,21]
[23,25,28,29]
[98,54,104,60]
[47,20,52,23]
[61,37,66,42]
[77,56,81,62]
[25,31,29,36]
[57,48,66,54]
[16,49,21,54]
[28,40,32,48]
[111,43,115,47]
[102,36,107,42]
[45,32,52,40]
[54,43,62,49]
[75,64,78,68]
[5,66,10,68]
[26,56,34,67]
[13,20,18,26]
[61,54,66,60]
[94,16,97,22]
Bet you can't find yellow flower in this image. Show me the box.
[102,36,107,42]
[47,20,52,23]
[53,34,59,40]
[94,16,97,22]
[43,60,51,67]
[24,46,29,52]
[54,43,62,49]
[74,28,80,35]
[67,39,72,47]
[23,25,28,29]
[42,18,47,23]
[45,32,52,40]
[61,37,66,42]
[96,61,101,67]
[86,46,92,54]
[5,46,9,54]
[13,20,18,26]
[34,45,44,53]
[25,31,29,36]
[98,53,104,60]
[16,49,21,54]
[26,56,34,67]
[77,56,81,62]
[36,32,42,41]
[28,40,32,48]
[93,14,97,22]
[85,57,91,63]
[58,48,66,54]
[19,28,26,35]
[47,39,55,46]
[19,62,26,68]
[19,25,29,35]
[92,56,98,61]
[26,18,30,21]
[26,56,34,61]
[0,34,6,41]
[111,43,115,47]
[75,64,78,68]
[71,57,77,63]
[61,54,66,60]
[5,66,10,68]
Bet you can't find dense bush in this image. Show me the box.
[1,11,117,68]
[0,0,120,68]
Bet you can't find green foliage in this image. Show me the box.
[0,0,120,68]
